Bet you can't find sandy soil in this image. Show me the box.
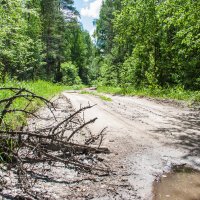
[1,91,199,200]
[62,91,200,200]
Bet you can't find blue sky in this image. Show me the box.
[74,0,103,35]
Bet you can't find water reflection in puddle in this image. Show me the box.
[154,166,200,200]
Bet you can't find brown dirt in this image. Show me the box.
[1,91,199,200]
[63,91,200,200]
[153,167,200,200]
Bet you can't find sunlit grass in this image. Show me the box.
[97,86,200,104]
[0,79,84,129]
[80,91,112,102]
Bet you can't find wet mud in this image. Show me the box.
[154,166,200,200]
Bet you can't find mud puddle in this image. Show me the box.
[154,166,200,200]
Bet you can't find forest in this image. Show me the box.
[95,0,200,91]
[0,0,199,94]
[0,1,200,199]
[0,0,94,85]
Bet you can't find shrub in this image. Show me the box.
[61,62,82,85]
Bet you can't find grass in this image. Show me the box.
[0,79,84,129]
[1,80,199,129]
[97,86,200,104]
[80,90,112,102]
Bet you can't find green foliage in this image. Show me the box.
[0,0,199,103]
[97,86,200,104]
[99,95,112,102]
[0,0,94,85]
[70,25,93,84]
[0,138,17,163]
[0,0,44,81]
[88,55,103,84]
[95,0,200,91]
[99,55,119,86]
[61,62,81,85]
[0,79,83,129]
[95,0,122,55]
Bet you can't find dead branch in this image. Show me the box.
[0,87,110,199]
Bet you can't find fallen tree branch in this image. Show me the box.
[0,87,110,199]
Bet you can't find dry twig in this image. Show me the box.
[0,87,110,199]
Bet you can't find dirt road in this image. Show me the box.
[63,91,200,200]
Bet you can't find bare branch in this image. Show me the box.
[0,87,109,199]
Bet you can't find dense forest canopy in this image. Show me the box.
[0,0,199,90]
[0,0,94,84]
[95,0,200,90]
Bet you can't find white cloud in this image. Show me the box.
[80,0,103,18]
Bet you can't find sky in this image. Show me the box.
[74,0,103,35]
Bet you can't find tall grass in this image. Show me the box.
[0,79,84,98]
[0,80,84,129]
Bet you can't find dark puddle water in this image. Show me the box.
[153,166,200,200]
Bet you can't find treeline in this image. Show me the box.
[0,0,93,84]
[95,0,200,90]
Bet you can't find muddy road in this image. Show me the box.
[63,91,200,200]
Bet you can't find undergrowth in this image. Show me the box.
[0,80,84,129]
[97,86,200,104]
